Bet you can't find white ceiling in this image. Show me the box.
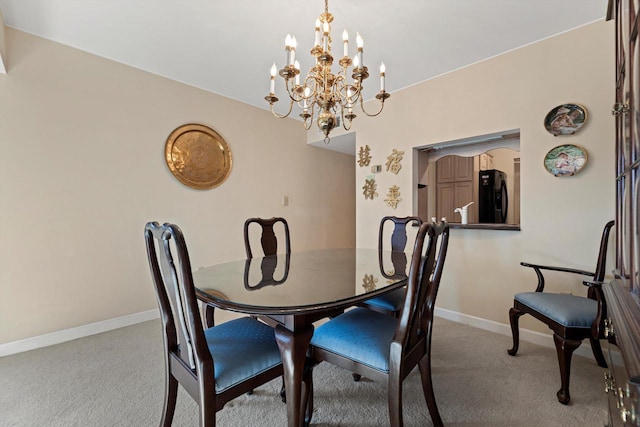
[0,0,608,153]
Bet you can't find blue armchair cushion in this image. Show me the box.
[204,317,282,393]
[362,287,406,312]
[515,292,597,328]
[310,307,398,373]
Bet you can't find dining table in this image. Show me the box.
[193,247,409,427]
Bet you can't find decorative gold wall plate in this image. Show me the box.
[165,124,232,190]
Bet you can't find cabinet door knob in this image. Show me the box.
[604,318,615,339]
[612,102,630,115]
[604,371,616,393]
[617,384,639,424]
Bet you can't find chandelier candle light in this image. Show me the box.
[265,0,390,144]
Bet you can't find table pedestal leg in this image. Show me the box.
[275,324,314,427]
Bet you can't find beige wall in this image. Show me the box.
[0,19,617,345]
[354,20,616,334]
[0,29,356,344]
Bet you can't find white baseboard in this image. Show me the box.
[0,309,159,357]
[435,307,623,366]
[0,306,622,367]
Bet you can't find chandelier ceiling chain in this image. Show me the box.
[265,0,390,144]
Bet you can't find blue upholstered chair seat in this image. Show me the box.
[204,317,282,392]
[363,287,406,312]
[514,292,597,328]
[311,307,398,373]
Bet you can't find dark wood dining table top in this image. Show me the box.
[193,248,409,316]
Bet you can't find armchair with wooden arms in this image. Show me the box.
[507,220,614,404]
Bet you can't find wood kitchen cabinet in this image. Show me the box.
[436,156,476,222]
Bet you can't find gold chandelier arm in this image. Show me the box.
[283,79,306,103]
[341,115,353,131]
[359,91,390,117]
[299,104,315,130]
[303,117,313,130]
[332,74,349,99]
[336,80,363,107]
[269,98,295,119]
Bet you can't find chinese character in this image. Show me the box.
[385,149,404,175]
[363,178,378,200]
[385,185,402,209]
[358,145,372,167]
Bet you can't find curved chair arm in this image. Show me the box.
[520,262,595,293]
[582,280,606,288]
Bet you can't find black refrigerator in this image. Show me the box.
[478,169,508,223]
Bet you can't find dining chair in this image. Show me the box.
[144,222,283,426]
[306,221,450,427]
[243,217,291,258]
[204,217,291,327]
[360,216,423,317]
[507,220,614,404]
[350,216,422,383]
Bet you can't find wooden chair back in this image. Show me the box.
[244,217,291,258]
[395,221,450,365]
[378,215,423,252]
[144,222,211,396]
[378,216,422,279]
[588,220,614,300]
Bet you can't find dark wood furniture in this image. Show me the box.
[144,222,284,426]
[507,221,614,404]
[243,217,292,292]
[605,1,640,424]
[360,216,422,317]
[205,217,291,327]
[243,217,291,258]
[307,222,449,427]
[193,248,410,427]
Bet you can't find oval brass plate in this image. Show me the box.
[165,124,232,190]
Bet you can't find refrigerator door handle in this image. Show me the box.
[501,180,509,223]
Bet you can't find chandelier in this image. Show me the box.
[264,0,390,144]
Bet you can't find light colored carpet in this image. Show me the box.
[0,316,607,426]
